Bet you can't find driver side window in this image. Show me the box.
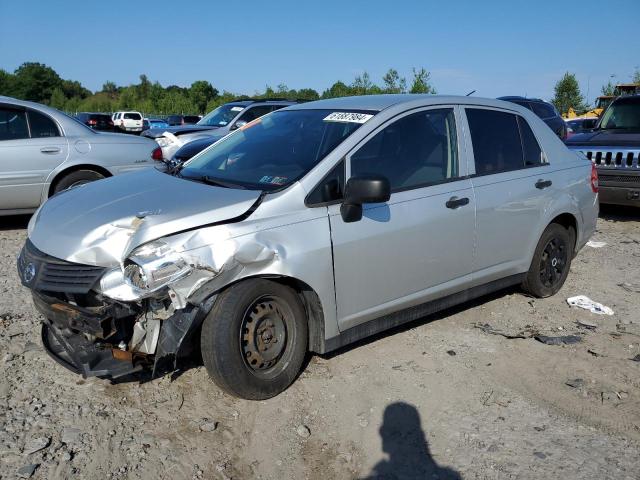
[350,108,459,193]
[236,106,274,126]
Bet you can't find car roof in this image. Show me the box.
[286,94,527,112]
[611,94,640,105]
[498,96,547,104]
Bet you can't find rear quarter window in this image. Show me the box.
[531,102,556,119]
[28,110,60,138]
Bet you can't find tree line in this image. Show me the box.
[0,62,435,115]
[2,62,638,117]
[551,69,640,116]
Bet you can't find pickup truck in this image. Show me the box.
[565,95,640,206]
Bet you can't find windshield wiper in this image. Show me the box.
[197,175,247,189]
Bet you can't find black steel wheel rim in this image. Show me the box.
[539,236,567,288]
[239,295,292,378]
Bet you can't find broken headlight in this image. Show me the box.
[124,241,191,292]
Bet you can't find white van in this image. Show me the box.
[112,111,144,133]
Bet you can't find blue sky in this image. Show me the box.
[1,0,638,103]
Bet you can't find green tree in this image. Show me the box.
[409,67,435,94]
[189,80,218,113]
[382,69,406,93]
[601,80,615,96]
[101,81,118,95]
[61,79,90,99]
[0,69,16,97]
[49,87,67,110]
[12,62,62,103]
[321,81,350,98]
[351,72,374,95]
[552,72,586,115]
[633,68,640,84]
[296,88,320,100]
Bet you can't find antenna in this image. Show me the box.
[465,90,476,96]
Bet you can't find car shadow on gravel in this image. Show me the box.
[362,402,461,480]
[0,214,31,230]
[599,204,640,222]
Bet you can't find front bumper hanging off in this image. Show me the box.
[33,291,207,380]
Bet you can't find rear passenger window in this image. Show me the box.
[238,106,273,123]
[0,108,29,140]
[531,102,555,119]
[28,110,60,138]
[517,116,544,166]
[351,108,459,192]
[466,109,523,175]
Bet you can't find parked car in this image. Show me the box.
[169,136,218,168]
[142,118,169,132]
[0,96,163,215]
[112,111,144,133]
[499,96,567,139]
[166,114,201,126]
[143,99,300,160]
[75,112,114,132]
[565,94,640,206]
[565,117,598,136]
[18,95,597,399]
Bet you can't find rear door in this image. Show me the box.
[328,106,476,331]
[0,106,68,210]
[463,107,551,285]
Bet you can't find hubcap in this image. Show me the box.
[240,297,288,374]
[539,237,567,288]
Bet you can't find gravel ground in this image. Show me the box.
[1,207,639,480]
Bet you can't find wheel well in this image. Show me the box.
[269,277,326,354]
[550,213,577,234]
[48,164,112,197]
[550,213,578,249]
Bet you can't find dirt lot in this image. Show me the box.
[1,207,639,480]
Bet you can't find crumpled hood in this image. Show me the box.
[29,169,261,266]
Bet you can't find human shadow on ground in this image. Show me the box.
[362,402,461,480]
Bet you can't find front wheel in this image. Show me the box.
[200,279,308,400]
[522,223,575,298]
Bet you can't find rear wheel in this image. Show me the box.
[522,223,575,298]
[53,170,105,194]
[200,279,308,400]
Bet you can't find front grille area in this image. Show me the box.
[18,240,106,294]
[598,173,640,186]
[572,148,640,169]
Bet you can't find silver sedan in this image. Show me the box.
[0,96,162,216]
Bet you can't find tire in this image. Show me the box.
[201,279,308,400]
[522,223,576,298]
[53,170,105,194]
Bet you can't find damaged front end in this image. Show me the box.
[18,238,215,380]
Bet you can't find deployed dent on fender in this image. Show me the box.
[28,168,262,266]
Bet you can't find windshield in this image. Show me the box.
[599,99,640,130]
[181,109,373,190]
[197,104,245,127]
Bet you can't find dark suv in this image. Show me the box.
[565,95,640,206]
[75,112,114,132]
[166,114,201,126]
[499,96,567,139]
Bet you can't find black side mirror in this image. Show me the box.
[340,175,391,223]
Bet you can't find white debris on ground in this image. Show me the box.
[586,240,607,248]
[566,295,614,315]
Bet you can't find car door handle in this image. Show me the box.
[535,179,552,189]
[40,147,61,154]
[445,196,470,209]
